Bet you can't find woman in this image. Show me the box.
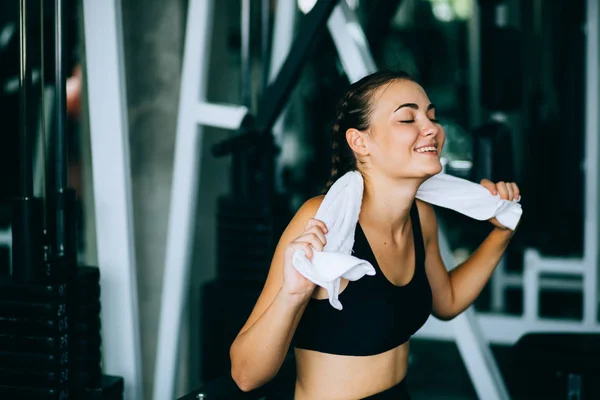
[229,70,520,399]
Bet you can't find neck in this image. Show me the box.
[359,171,423,237]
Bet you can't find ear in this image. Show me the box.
[346,128,369,157]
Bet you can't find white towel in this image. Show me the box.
[292,171,522,310]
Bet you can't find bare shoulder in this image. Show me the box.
[276,195,325,247]
[415,199,439,247]
[289,195,325,226]
[300,195,325,216]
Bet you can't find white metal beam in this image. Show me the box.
[269,0,297,192]
[583,0,599,326]
[327,1,377,82]
[269,0,297,84]
[34,87,54,198]
[502,274,583,291]
[153,1,214,399]
[0,228,11,247]
[450,310,511,399]
[82,1,143,399]
[417,314,600,344]
[525,250,585,274]
[195,103,248,130]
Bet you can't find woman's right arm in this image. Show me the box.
[229,196,325,392]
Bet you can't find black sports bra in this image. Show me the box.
[293,201,432,356]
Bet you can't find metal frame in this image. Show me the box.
[541,0,599,325]
[468,0,600,333]
[34,87,54,199]
[0,87,52,270]
[269,0,297,192]
[327,2,376,83]
[154,1,337,398]
[82,1,144,399]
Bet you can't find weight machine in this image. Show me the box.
[0,0,125,397]
[457,0,600,343]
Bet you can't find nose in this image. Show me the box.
[420,119,439,137]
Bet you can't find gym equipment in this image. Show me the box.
[479,1,522,111]
[471,119,516,184]
[211,0,296,284]
[419,0,600,331]
[211,0,339,281]
[1,0,124,398]
[510,333,600,399]
[152,1,340,398]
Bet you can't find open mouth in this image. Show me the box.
[414,143,438,155]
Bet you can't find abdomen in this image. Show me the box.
[293,341,410,399]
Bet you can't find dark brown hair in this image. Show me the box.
[323,70,415,192]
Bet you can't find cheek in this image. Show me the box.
[381,132,419,164]
[370,127,418,161]
[394,130,420,153]
[437,128,446,150]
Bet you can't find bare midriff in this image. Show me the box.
[293,341,410,399]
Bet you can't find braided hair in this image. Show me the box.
[323,70,415,193]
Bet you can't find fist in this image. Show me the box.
[281,218,328,297]
[480,179,521,229]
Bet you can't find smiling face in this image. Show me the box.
[350,79,445,181]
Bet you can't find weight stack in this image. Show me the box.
[0,266,123,399]
[201,194,292,382]
[216,195,291,283]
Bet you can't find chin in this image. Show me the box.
[420,160,443,177]
[391,160,443,180]
[401,169,441,182]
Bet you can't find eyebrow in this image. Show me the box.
[394,103,436,112]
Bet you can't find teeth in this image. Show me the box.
[416,146,436,153]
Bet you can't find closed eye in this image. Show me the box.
[399,118,440,123]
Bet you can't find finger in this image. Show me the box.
[480,179,498,195]
[289,242,314,260]
[305,218,328,233]
[306,226,327,246]
[302,243,314,260]
[506,183,514,200]
[496,181,509,200]
[295,233,324,252]
[510,182,520,200]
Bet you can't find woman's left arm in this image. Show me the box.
[417,180,520,320]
